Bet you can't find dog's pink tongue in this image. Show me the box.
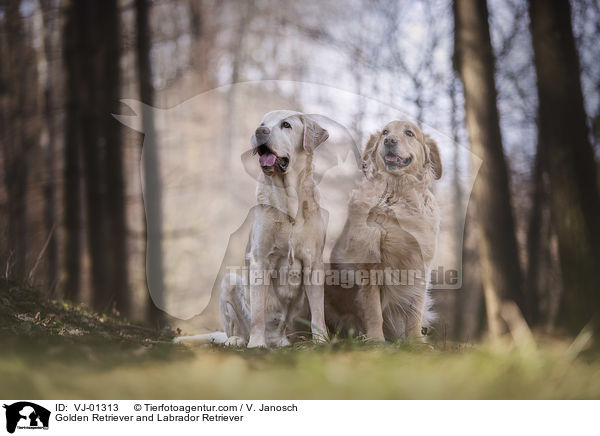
[259,153,277,167]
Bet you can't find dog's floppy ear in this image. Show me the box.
[361,131,380,179]
[424,135,442,180]
[241,149,261,181]
[300,115,329,152]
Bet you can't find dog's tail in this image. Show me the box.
[173,272,245,345]
[173,331,228,345]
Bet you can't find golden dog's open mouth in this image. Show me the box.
[384,153,412,168]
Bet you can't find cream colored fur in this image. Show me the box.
[220,110,330,348]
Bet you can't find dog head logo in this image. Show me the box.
[3,402,50,434]
[114,80,479,324]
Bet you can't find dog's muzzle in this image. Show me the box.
[255,144,290,173]
[384,153,412,168]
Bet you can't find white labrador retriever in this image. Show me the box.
[176,110,330,347]
[223,110,330,347]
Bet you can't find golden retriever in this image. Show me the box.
[325,120,442,341]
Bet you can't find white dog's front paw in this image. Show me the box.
[225,336,247,347]
[311,323,329,343]
[247,336,267,348]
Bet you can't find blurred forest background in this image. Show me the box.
[1,0,599,344]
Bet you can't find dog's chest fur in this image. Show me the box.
[250,172,299,263]
[361,175,439,267]
[246,162,323,341]
[381,195,439,270]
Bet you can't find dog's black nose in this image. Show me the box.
[384,137,398,147]
[255,126,270,144]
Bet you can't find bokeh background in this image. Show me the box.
[1,0,599,343]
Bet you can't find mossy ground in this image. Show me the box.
[1,279,599,399]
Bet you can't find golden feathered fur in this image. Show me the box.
[325,120,442,341]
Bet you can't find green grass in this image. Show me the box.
[2,339,600,399]
[2,278,600,399]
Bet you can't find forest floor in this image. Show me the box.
[1,278,600,399]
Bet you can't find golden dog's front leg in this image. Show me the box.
[360,284,385,341]
[248,264,269,348]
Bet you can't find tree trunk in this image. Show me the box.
[65,0,129,316]
[524,142,545,326]
[0,1,34,280]
[62,0,82,302]
[101,0,129,317]
[453,0,525,338]
[529,0,600,335]
[449,74,466,339]
[74,0,110,313]
[223,2,253,162]
[188,0,219,91]
[39,0,59,297]
[450,75,464,278]
[136,0,165,327]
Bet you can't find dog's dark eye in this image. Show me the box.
[382,129,389,135]
[281,121,291,129]
[405,130,414,137]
